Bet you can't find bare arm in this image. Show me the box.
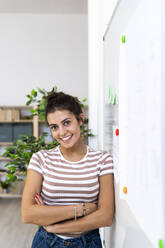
[21,169,97,226]
[44,174,115,233]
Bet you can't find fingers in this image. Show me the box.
[43,225,54,233]
[86,203,97,215]
[43,225,48,231]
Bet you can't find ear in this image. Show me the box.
[79,113,85,126]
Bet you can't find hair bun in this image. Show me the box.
[45,91,83,121]
[46,92,64,103]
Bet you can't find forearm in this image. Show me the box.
[22,204,82,226]
[46,208,114,233]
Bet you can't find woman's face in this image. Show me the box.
[47,109,84,149]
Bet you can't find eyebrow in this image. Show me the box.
[48,118,71,127]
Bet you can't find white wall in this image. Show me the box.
[0,13,88,105]
[88,0,165,247]
[88,0,119,244]
[103,0,164,247]
[102,0,118,36]
[88,0,119,149]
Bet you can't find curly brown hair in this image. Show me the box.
[45,92,83,122]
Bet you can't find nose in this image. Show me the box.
[58,126,67,137]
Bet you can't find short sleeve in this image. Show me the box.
[28,151,44,175]
[99,152,114,176]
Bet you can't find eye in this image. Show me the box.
[63,120,71,126]
[50,125,58,131]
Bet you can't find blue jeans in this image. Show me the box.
[31,226,102,248]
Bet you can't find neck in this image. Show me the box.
[59,138,85,156]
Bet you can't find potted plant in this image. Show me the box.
[2,86,93,185]
[26,86,93,138]
[0,175,11,194]
[2,133,58,184]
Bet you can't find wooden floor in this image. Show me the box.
[0,198,37,248]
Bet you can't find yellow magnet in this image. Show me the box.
[123,186,127,194]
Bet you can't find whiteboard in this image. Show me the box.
[103,0,164,247]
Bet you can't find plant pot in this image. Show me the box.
[2,188,8,194]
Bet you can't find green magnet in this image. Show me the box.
[122,35,126,43]
[159,239,164,248]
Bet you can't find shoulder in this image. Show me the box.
[87,146,113,163]
[31,146,59,162]
[88,147,114,176]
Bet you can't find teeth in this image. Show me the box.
[62,136,72,141]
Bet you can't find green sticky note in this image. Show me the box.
[108,86,118,105]
[114,93,118,105]
[122,35,126,43]
[110,92,114,105]
[108,86,113,104]
[111,88,116,105]
[159,239,164,248]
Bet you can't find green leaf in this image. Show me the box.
[26,100,32,106]
[17,139,23,144]
[82,98,87,102]
[52,86,58,92]
[26,94,31,99]
[7,174,17,183]
[38,88,46,95]
[8,153,15,158]
[30,109,37,114]
[31,89,37,97]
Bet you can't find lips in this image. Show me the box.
[60,135,73,142]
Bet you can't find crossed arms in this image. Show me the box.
[21,170,115,233]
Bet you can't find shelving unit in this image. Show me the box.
[0,157,11,161]
[0,106,40,197]
[0,180,24,198]
[0,142,13,145]
[0,105,39,139]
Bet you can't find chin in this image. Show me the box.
[61,139,80,149]
[62,142,75,149]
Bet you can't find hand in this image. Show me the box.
[85,202,97,215]
[35,193,44,205]
[43,224,57,233]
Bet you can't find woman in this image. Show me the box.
[21,91,115,248]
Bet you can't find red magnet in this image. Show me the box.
[115,129,119,136]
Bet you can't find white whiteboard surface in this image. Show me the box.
[103,0,164,247]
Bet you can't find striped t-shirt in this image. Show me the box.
[28,145,114,206]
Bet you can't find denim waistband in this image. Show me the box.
[38,226,99,242]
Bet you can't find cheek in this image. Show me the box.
[51,131,55,137]
[51,130,57,138]
[74,126,81,135]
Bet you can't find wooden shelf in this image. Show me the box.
[0,170,7,175]
[0,106,31,109]
[0,180,24,198]
[0,120,33,123]
[0,193,22,198]
[0,142,13,146]
[0,157,11,161]
[0,105,42,141]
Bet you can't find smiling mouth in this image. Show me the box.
[60,135,73,142]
